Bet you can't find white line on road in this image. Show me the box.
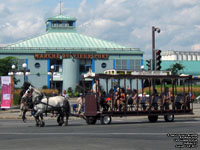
[0,133,199,135]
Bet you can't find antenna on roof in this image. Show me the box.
[60,0,62,15]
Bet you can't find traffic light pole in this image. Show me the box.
[152,26,160,71]
[152,26,160,91]
[152,26,155,71]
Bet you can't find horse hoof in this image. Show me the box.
[35,124,39,127]
[39,121,45,127]
[62,122,68,126]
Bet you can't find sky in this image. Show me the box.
[0,0,200,59]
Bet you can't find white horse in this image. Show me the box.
[22,85,71,127]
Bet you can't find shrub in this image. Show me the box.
[75,85,83,93]
[42,85,48,89]
[73,91,79,97]
[67,87,73,94]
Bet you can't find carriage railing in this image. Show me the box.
[82,73,193,115]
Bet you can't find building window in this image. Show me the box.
[80,59,92,73]
[101,63,107,68]
[116,59,128,70]
[116,59,141,70]
[50,59,62,72]
[35,63,40,68]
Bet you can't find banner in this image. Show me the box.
[1,76,12,108]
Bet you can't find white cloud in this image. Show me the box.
[173,0,198,7]
[74,0,200,59]
[0,1,45,44]
[192,44,200,51]
[0,0,200,59]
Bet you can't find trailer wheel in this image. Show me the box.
[100,116,112,125]
[164,115,174,122]
[148,115,158,122]
[86,117,97,125]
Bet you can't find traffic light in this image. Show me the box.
[156,49,162,70]
[146,59,151,71]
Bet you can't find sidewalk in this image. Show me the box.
[0,102,199,120]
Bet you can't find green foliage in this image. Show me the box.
[13,93,21,105]
[167,63,184,75]
[67,87,73,94]
[73,91,79,97]
[66,87,72,97]
[42,85,48,89]
[0,57,18,76]
[75,85,84,93]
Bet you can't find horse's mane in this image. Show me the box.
[32,86,43,95]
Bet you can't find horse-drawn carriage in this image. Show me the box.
[21,69,194,127]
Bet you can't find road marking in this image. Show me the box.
[0,132,199,135]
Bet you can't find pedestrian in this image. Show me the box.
[63,90,70,99]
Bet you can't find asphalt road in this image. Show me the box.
[0,117,199,150]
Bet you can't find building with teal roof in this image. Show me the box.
[0,15,143,92]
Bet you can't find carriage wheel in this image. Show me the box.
[86,117,97,125]
[164,115,174,122]
[148,115,158,122]
[100,116,112,125]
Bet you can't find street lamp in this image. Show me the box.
[141,65,144,71]
[22,63,30,83]
[48,65,55,89]
[8,64,16,76]
[8,63,30,85]
[152,26,160,71]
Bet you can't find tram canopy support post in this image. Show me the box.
[160,79,164,112]
[183,79,186,112]
[190,76,193,110]
[130,79,132,90]
[106,78,108,95]
[172,79,175,110]
[124,78,126,91]
[136,78,139,111]
[148,78,152,111]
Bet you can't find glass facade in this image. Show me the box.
[80,59,92,73]
[116,59,141,71]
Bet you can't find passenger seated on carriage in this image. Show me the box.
[175,93,184,110]
[100,91,106,110]
[175,93,191,110]
[116,88,126,111]
[100,90,113,111]
[152,89,160,110]
[127,89,138,111]
[140,92,148,111]
[163,87,172,110]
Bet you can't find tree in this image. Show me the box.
[0,57,18,76]
[167,63,184,75]
[0,57,19,84]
